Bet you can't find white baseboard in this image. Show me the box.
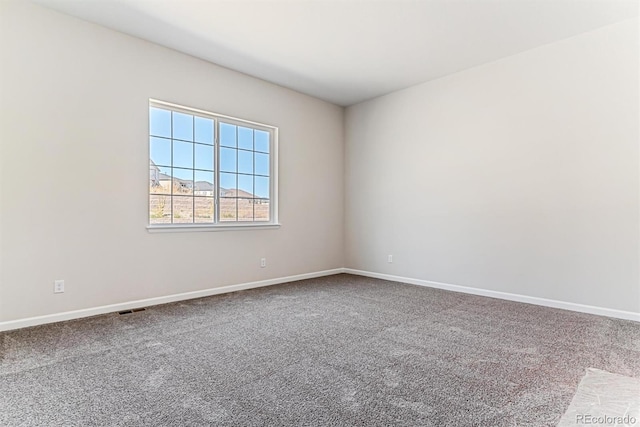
[0,268,344,332]
[344,268,640,322]
[3,267,637,332]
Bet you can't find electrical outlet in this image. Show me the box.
[54,280,65,293]
[388,255,393,263]
[260,258,267,268]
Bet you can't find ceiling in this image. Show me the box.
[34,0,638,106]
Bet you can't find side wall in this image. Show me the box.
[345,19,640,313]
[0,1,344,322]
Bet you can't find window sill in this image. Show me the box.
[147,223,281,233]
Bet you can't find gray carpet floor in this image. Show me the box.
[1,273,639,426]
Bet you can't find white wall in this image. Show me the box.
[1,2,637,325]
[0,1,344,322]
[345,19,640,313]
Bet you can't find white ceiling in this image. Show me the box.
[34,0,638,106]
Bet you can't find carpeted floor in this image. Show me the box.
[557,368,640,426]
[1,274,639,426]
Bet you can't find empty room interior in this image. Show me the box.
[1,0,639,426]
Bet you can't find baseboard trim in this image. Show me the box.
[0,268,344,332]
[343,269,640,322]
[3,267,637,331]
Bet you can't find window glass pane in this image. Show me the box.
[254,176,269,199]
[150,137,171,167]
[238,198,254,221]
[238,174,253,197]
[195,197,214,223]
[238,150,253,174]
[150,195,171,224]
[172,168,194,195]
[220,172,237,195]
[195,116,213,145]
[194,171,214,196]
[173,140,193,169]
[220,122,236,147]
[154,166,171,194]
[254,199,270,221]
[255,152,269,176]
[173,112,193,141]
[194,143,214,171]
[149,165,159,192]
[220,147,237,172]
[220,198,237,221]
[172,196,193,223]
[238,127,253,150]
[150,107,171,138]
[255,130,269,153]
[150,164,170,194]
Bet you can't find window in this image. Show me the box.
[148,100,278,229]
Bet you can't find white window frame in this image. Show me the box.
[147,99,279,232]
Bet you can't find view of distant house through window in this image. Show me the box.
[149,100,276,226]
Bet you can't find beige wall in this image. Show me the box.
[0,1,344,322]
[1,2,638,324]
[345,19,640,313]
